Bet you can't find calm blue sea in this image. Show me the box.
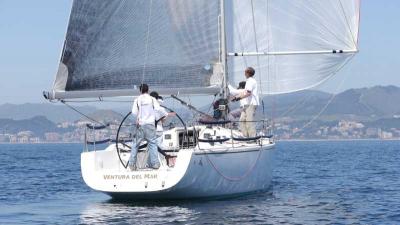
[0,141,399,224]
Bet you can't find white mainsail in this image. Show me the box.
[227,0,360,94]
[50,0,222,100]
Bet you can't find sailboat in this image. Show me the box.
[44,0,360,199]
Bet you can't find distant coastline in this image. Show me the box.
[1,85,400,143]
[0,141,81,145]
[278,138,400,142]
[1,138,399,145]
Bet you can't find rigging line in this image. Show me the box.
[250,0,264,96]
[250,0,270,130]
[187,95,198,124]
[206,94,218,115]
[141,0,154,85]
[278,92,315,118]
[265,0,270,97]
[338,0,357,48]
[61,100,128,119]
[294,54,356,133]
[261,0,271,130]
[233,11,248,67]
[266,0,274,126]
[62,99,135,103]
[262,0,274,131]
[61,101,107,127]
[204,145,265,182]
[61,100,101,103]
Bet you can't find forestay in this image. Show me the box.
[50,0,222,100]
[227,0,360,95]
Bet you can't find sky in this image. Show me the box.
[0,0,399,105]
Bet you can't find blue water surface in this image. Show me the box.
[0,141,399,224]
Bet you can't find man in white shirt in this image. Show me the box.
[128,84,164,170]
[233,67,260,137]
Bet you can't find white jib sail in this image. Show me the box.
[227,0,360,95]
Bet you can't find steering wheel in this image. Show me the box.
[115,106,187,169]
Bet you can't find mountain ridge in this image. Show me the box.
[0,116,69,136]
[0,103,97,123]
[262,85,400,121]
[0,85,399,123]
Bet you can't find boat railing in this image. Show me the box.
[194,119,274,151]
[84,119,273,153]
[84,117,274,171]
[84,123,121,152]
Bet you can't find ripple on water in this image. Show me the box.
[0,141,400,224]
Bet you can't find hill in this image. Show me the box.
[77,109,126,124]
[0,103,97,123]
[0,116,68,136]
[0,85,399,142]
[0,85,399,124]
[262,85,400,121]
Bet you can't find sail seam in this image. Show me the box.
[141,0,154,85]
[338,0,357,48]
[294,54,356,132]
[250,0,265,101]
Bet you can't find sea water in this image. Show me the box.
[0,141,399,224]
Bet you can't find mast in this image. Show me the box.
[220,0,229,99]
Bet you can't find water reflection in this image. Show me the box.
[79,200,200,224]
[2,142,400,224]
[79,192,278,224]
[78,188,364,225]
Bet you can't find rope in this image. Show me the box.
[204,145,264,182]
[61,101,107,127]
[187,96,199,124]
[338,0,358,47]
[250,0,271,133]
[141,0,154,85]
[62,98,128,120]
[278,92,314,118]
[233,12,248,67]
[250,0,265,99]
[194,120,268,182]
[206,93,218,115]
[265,0,275,132]
[64,100,132,103]
[266,0,276,133]
[294,54,356,133]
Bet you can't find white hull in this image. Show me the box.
[81,126,275,200]
[82,145,274,200]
